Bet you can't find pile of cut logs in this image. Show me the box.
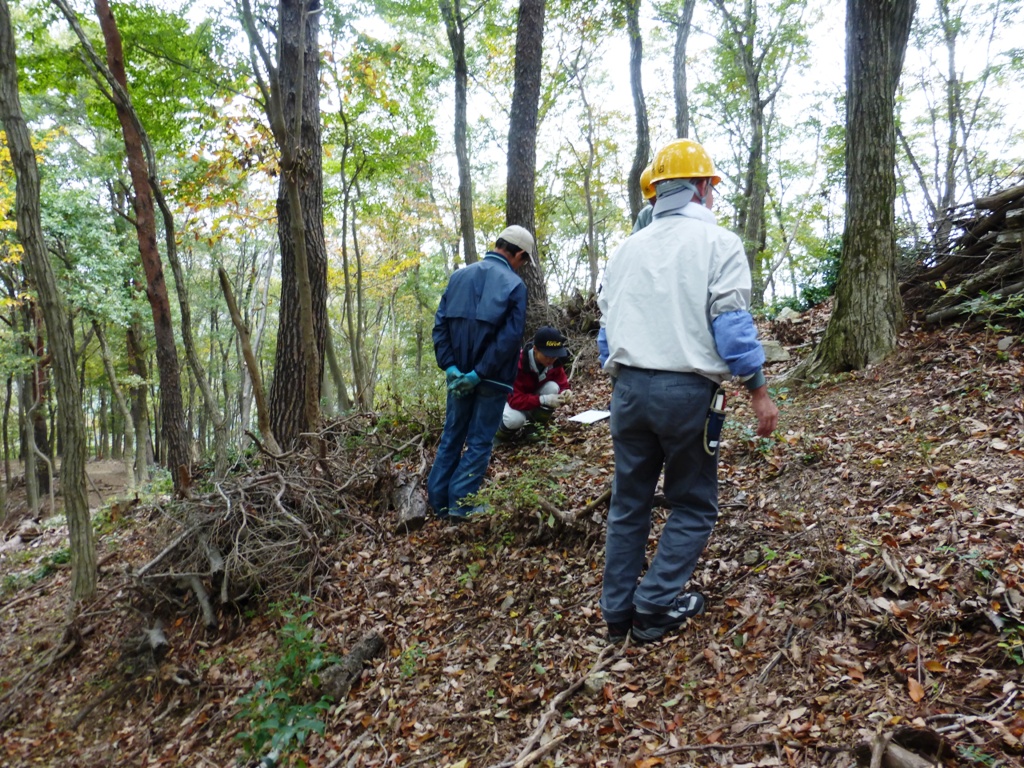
[902,182,1024,325]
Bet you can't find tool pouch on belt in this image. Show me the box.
[703,387,727,456]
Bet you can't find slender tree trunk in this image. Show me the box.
[168,248,228,476]
[85,0,191,491]
[325,323,353,413]
[741,108,768,305]
[506,0,548,329]
[98,387,108,459]
[799,0,916,376]
[3,373,11,493]
[0,0,96,600]
[94,321,136,491]
[667,0,697,137]
[19,375,39,517]
[623,0,650,222]
[440,0,478,265]
[218,268,280,454]
[29,304,51,494]
[126,323,151,484]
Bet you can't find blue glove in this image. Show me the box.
[450,370,481,398]
[445,366,463,385]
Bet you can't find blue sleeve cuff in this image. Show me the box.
[712,310,766,377]
[741,369,766,390]
[597,327,609,366]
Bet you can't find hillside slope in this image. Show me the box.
[1,317,1022,767]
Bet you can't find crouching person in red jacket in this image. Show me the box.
[494,327,572,445]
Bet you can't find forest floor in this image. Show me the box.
[1,308,1023,768]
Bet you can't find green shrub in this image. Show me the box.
[235,598,340,764]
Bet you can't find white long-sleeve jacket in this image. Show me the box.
[599,202,761,384]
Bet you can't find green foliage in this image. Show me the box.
[457,561,483,587]
[0,547,72,598]
[998,624,1024,666]
[399,643,426,678]
[763,236,841,317]
[470,452,570,523]
[963,290,1024,332]
[234,598,340,763]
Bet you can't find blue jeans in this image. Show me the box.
[600,367,719,624]
[427,382,508,517]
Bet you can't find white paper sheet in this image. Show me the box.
[568,409,611,424]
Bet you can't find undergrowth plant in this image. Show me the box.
[235,597,339,764]
[470,451,570,523]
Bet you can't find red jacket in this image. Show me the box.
[506,344,571,411]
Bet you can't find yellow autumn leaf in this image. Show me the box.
[924,660,947,673]
[908,678,925,702]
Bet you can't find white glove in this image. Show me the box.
[539,393,563,408]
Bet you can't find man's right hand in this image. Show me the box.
[748,386,778,438]
[450,370,481,397]
[539,393,564,408]
[445,366,463,385]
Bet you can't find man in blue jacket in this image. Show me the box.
[428,225,533,521]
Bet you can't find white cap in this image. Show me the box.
[497,225,537,266]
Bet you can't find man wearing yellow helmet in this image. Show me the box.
[632,163,657,233]
[598,138,778,643]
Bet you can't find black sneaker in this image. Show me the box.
[607,619,631,643]
[632,592,706,643]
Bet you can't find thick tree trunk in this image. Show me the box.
[90,0,191,492]
[242,0,327,448]
[440,0,478,265]
[801,0,915,376]
[506,0,548,329]
[623,0,650,222]
[0,0,96,601]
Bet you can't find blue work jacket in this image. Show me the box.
[433,252,527,389]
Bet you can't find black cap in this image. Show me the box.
[534,326,569,358]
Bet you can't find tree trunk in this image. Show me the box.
[0,0,96,601]
[29,304,51,494]
[800,0,915,376]
[87,0,191,492]
[126,323,152,483]
[740,108,767,305]
[241,0,327,449]
[217,268,281,454]
[709,0,772,307]
[325,323,353,413]
[667,0,697,137]
[506,0,548,329]
[94,321,136,491]
[19,374,39,517]
[623,0,650,223]
[440,0,478,265]
[3,373,11,494]
[98,387,108,460]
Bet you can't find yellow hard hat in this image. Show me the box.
[640,164,656,200]
[650,139,722,186]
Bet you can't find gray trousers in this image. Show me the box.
[600,367,719,623]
